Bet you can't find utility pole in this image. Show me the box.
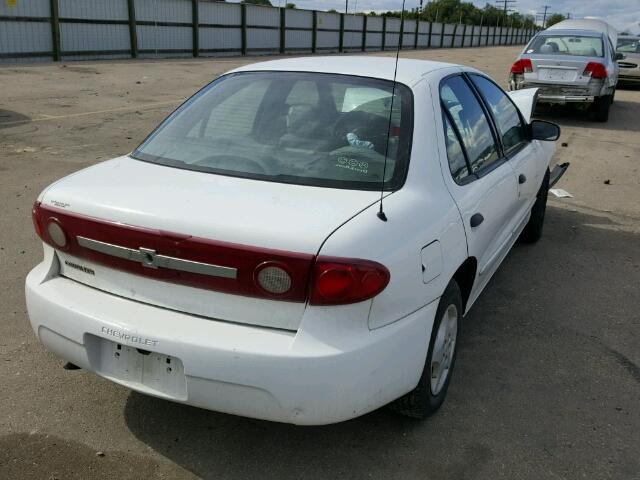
[345,0,348,14]
[494,0,516,16]
[541,5,549,28]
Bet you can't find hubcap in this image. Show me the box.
[430,304,458,395]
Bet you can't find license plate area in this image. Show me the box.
[539,68,576,82]
[87,335,187,400]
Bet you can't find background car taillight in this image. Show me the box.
[510,58,533,74]
[309,257,390,306]
[583,62,608,79]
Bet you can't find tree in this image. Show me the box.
[285,2,296,8]
[545,13,566,28]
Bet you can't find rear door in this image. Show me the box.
[438,75,520,284]
[468,74,544,224]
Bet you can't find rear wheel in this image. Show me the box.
[389,280,462,419]
[593,94,611,122]
[520,168,550,243]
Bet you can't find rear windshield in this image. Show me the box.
[527,35,604,57]
[132,71,413,191]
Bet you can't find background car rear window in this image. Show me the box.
[528,35,604,57]
[440,76,500,175]
[470,74,526,156]
[132,72,413,191]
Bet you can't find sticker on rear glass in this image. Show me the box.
[335,156,368,174]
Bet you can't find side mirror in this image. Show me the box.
[615,52,625,60]
[530,120,560,141]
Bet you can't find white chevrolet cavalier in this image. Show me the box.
[26,57,565,425]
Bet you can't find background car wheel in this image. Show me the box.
[389,280,462,419]
[519,168,550,244]
[593,95,611,122]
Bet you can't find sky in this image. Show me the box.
[258,0,640,34]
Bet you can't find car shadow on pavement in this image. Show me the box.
[124,206,640,480]
[533,100,640,133]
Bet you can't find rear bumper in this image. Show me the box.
[25,261,437,425]
[538,94,594,104]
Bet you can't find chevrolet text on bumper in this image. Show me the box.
[26,57,562,424]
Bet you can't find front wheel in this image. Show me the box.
[389,280,462,419]
[519,168,550,243]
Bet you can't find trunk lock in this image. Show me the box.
[139,247,158,269]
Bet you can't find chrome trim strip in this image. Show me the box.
[76,236,237,279]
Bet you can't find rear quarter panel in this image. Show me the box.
[316,76,467,330]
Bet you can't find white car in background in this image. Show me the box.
[509,18,621,122]
[26,57,564,425]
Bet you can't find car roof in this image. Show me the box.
[229,56,457,85]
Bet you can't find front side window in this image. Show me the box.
[528,35,604,57]
[133,72,413,191]
[470,74,527,156]
[440,76,500,175]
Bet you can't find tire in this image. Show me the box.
[593,95,611,122]
[389,280,462,419]
[519,168,550,244]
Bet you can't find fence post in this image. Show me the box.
[127,0,138,58]
[241,3,247,55]
[399,16,404,50]
[362,15,367,52]
[414,19,419,49]
[49,0,61,61]
[492,25,497,46]
[382,15,387,51]
[451,23,457,48]
[440,23,445,48]
[427,21,432,48]
[338,13,344,53]
[460,23,466,47]
[192,0,198,57]
[280,8,285,54]
[312,10,317,54]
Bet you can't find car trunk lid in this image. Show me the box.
[37,156,380,330]
[527,55,595,85]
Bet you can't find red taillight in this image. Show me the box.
[583,62,608,79]
[511,58,533,74]
[309,257,390,306]
[32,203,390,305]
[31,203,314,302]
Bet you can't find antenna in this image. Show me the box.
[377,0,406,222]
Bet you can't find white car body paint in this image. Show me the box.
[25,57,556,425]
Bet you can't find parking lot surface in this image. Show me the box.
[1,46,639,479]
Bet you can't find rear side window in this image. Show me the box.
[528,35,604,57]
[133,71,413,191]
[440,76,500,175]
[443,115,469,182]
[470,74,527,156]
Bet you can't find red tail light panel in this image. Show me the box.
[33,202,314,302]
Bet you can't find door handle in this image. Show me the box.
[470,213,484,228]
[518,174,527,184]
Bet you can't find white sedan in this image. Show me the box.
[26,57,565,425]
